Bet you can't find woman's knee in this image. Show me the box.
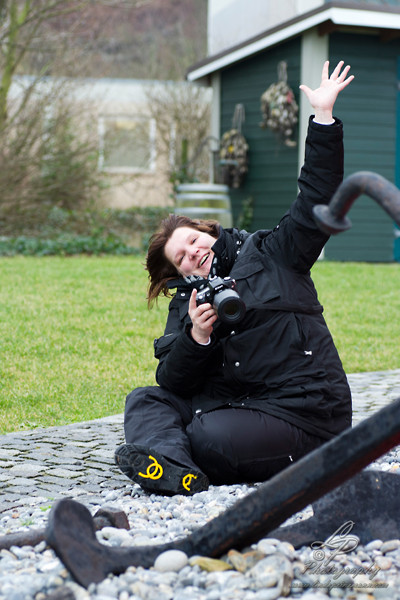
[124,386,193,444]
[125,385,159,410]
[186,408,322,485]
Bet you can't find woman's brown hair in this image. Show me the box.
[146,214,220,306]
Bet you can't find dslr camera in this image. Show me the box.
[196,276,246,325]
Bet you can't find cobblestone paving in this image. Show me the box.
[0,414,126,514]
[1,370,400,514]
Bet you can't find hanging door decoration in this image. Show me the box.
[260,61,298,147]
[219,104,249,188]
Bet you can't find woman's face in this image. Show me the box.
[164,226,217,278]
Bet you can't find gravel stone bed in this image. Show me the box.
[0,369,400,600]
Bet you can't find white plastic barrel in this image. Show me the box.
[175,183,233,228]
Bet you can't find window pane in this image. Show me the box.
[102,117,153,171]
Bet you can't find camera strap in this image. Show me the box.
[183,275,209,292]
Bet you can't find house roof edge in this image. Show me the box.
[187,1,400,82]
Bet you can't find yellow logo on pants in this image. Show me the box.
[139,455,163,480]
[182,473,197,491]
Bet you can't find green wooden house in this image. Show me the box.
[187,1,400,262]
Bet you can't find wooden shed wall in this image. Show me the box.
[326,31,400,262]
[219,37,301,231]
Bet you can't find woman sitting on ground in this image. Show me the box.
[114,61,354,496]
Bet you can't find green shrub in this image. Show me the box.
[0,234,139,256]
[0,85,105,235]
[97,206,170,235]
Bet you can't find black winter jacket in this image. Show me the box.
[153,117,352,440]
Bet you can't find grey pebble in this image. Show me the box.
[251,589,284,600]
[154,549,189,572]
[381,539,400,554]
[365,539,383,551]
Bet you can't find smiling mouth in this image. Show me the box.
[199,253,209,267]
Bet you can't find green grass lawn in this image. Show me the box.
[0,256,169,434]
[311,261,400,374]
[1,256,399,434]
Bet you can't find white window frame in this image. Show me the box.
[98,114,157,174]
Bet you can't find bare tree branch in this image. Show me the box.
[144,82,211,185]
[94,0,154,7]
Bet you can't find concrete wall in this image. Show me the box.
[207,0,322,55]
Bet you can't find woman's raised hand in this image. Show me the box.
[299,60,354,124]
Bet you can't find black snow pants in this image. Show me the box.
[124,385,325,486]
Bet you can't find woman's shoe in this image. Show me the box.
[114,443,209,496]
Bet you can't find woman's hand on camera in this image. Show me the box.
[188,289,217,345]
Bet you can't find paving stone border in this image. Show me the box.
[0,415,126,514]
[0,369,400,514]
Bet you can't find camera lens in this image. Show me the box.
[214,290,246,324]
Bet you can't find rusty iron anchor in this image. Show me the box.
[45,395,400,588]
